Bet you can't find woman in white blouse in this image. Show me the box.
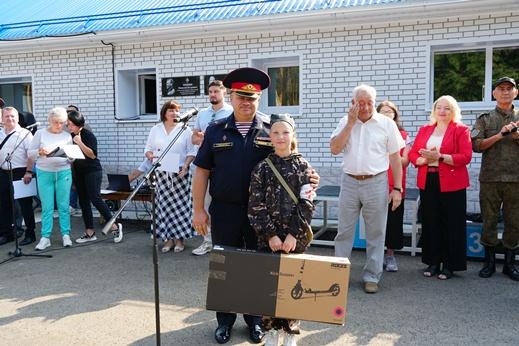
[28,107,73,250]
[145,101,197,253]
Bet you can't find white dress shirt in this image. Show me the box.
[0,125,33,170]
[331,112,405,175]
[145,122,196,167]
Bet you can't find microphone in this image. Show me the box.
[25,122,40,129]
[173,108,199,123]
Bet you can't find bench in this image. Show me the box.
[311,185,422,256]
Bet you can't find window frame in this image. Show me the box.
[115,65,158,121]
[251,54,302,116]
[0,75,33,113]
[427,39,519,110]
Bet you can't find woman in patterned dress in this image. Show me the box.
[145,101,196,253]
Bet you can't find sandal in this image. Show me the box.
[423,264,440,277]
[438,268,453,280]
[162,240,174,253]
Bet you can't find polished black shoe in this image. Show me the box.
[248,324,264,344]
[0,235,14,246]
[214,325,232,344]
[479,246,496,278]
[19,236,36,246]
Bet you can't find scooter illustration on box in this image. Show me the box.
[290,260,340,301]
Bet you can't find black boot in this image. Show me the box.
[503,249,519,281]
[19,229,36,246]
[479,246,496,278]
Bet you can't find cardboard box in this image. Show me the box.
[206,246,350,325]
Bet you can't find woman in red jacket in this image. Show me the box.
[409,95,472,280]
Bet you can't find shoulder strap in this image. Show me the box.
[265,157,299,204]
[0,131,16,151]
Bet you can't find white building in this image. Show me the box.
[1,0,518,213]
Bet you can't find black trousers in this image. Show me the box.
[385,201,404,250]
[73,170,113,230]
[0,168,36,237]
[420,173,467,271]
[209,201,261,328]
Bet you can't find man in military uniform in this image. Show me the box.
[192,67,272,344]
[471,76,519,281]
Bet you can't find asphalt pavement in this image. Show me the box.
[0,217,517,346]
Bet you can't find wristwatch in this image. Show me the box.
[393,187,402,192]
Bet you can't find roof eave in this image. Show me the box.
[0,0,516,54]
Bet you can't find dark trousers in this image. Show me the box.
[209,201,261,328]
[420,173,467,271]
[385,201,404,250]
[74,170,112,229]
[480,182,519,249]
[0,168,36,237]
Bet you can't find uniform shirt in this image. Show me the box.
[471,106,519,182]
[28,129,72,172]
[194,102,233,132]
[144,122,196,168]
[194,112,273,205]
[71,128,102,174]
[0,125,33,170]
[331,112,405,175]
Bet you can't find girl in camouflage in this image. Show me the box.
[248,114,315,346]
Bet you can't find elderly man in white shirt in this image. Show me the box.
[330,84,404,294]
[191,79,233,256]
[0,107,36,246]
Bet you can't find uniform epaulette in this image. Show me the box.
[477,112,490,119]
[212,118,227,126]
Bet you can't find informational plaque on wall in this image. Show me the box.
[162,76,200,97]
[204,74,227,94]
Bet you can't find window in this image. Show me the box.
[431,44,519,107]
[252,56,300,115]
[0,77,32,113]
[116,67,157,120]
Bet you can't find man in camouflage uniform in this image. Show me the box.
[471,76,519,281]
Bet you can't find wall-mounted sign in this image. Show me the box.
[162,76,200,97]
[204,74,227,95]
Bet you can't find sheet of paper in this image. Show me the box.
[62,144,86,159]
[157,152,180,173]
[13,179,38,199]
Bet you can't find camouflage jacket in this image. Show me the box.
[471,106,519,182]
[248,153,315,252]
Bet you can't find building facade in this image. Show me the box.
[1,0,518,214]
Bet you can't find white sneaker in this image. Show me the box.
[35,237,51,251]
[283,333,297,346]
[112,223,123,243]
[69,207,82,217]
[385,255,398,272]
[63,235,72,247]
[192,240,212,256]
[76,233,97,243]
[264,330,280,346]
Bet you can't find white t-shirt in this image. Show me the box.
[28,129,73,172]
[331,112,405,175]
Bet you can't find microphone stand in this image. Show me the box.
[1,127,52,264]
[101,109,198,346]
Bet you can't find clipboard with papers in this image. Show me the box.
[47,145,85,159]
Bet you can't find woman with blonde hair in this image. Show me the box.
[28,107,74,250]
[409,96,472,280]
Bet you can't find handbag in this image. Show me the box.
[265,157,313,252]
